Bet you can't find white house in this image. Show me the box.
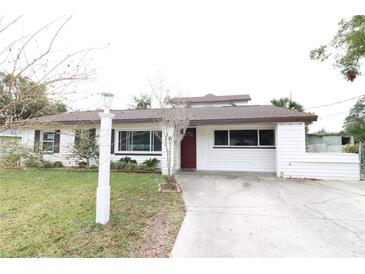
[20,94,361,180]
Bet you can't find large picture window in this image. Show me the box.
[118,130,162,152]
[230,130,258,146]
[214,129,275,147]
[42,132,55,152]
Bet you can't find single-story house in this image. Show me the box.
[20,94,361,180]
[307,132,354,153]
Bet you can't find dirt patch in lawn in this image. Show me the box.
[135,208,185,257]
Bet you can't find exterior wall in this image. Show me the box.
[22,128,78,166]
[196,124,276,173]
[276,123,360,181]
[21,123,163,167]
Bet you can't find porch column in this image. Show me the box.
[96,112,115,224]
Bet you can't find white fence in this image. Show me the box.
[307,144,342,153]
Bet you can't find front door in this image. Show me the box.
[181,128,196,169]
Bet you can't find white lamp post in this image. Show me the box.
[96,92,115,224]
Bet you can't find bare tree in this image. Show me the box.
[150,77,190,185]
[0,15,102,132]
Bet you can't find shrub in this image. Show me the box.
[343,144,359,153]
[135,164,155,171]
[124,162,137,170]
[119,156,137,164]
[110,161,126,170]
[78,161,88,168]
[143,158,160,168]
[52,161,64,168]
[23,151,43,167]
[0,144,22,167]
[43,161,54,168]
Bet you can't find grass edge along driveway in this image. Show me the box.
[0,169,185,257]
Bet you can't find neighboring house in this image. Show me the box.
[0,129,22,144]
[20,94,361,180]
[307,132,355,153]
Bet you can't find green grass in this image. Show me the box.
[0,169,185,257]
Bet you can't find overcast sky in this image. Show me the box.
[4,0,365,132]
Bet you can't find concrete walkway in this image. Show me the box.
[171,172,365,257]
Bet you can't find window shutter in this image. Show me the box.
[111,129,115,154]
[34,130,40,151]
[75,129,81,145]
[54,130,60,153]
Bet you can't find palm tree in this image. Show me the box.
[271,97,304,112]
[131,94,151,109]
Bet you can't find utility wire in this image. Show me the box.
[318,111,350,120]
[306,94,365,110]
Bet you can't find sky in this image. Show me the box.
[3,0,365,133]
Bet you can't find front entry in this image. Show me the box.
[181,128,196,169]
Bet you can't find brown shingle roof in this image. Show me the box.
[24,105,317,126]
[172,93,251,104]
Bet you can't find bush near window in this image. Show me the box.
[78,161,88,168]
[119,156,137,164]
[43,161,64,168]
[143,158,160,168]
[110,158,158,172]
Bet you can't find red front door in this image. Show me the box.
[181,128,196,169]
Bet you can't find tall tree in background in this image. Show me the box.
[0,72,67,125]
[131,94,151,109]
[0,16,99,131]
[343,95,365,142]
[310,15,365,81]
[271,97,304,112]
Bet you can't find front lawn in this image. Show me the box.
[0,169,185,257]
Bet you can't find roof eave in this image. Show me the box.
[189,116,318,126]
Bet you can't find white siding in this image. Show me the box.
[196,124,276,173]
[276,123,360,181]
[21,124,163,167]
[22,129,35,148]
[22,128,79,166]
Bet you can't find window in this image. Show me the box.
[42,132,55,152]
[259,130,275,146]
[118,130,162,152]
[152,131,162,151]
[214,129,275,147]
[214,130,228,145]
[230,130,258,146]
[341,136,351,145]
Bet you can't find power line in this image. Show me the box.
[306,94,365,110]
[318,111,350,120]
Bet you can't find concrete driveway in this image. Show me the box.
[171,171,365,257]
